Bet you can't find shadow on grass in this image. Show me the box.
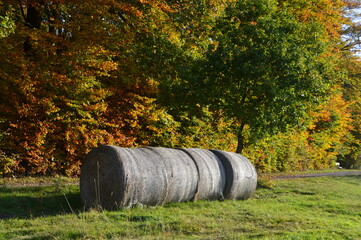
[1,175,359,221]
[0,184,84,220]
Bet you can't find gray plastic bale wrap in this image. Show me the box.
[180,148,226,200]
[80,146,198,210]
[80,145,257,210]
[211,150,258,200]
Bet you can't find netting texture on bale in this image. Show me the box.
[80,146,257,210]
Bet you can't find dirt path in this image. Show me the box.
[274,170,361,179]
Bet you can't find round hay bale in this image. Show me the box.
[80,146,257,210]
[180,148,226,200]
[139,147,198,204]
[211,150,257,200]
[80,145,198,210]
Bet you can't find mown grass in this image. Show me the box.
[0,174,360,240]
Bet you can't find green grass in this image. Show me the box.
[0,175,360,240]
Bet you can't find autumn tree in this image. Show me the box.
[0,0,177,175]
[337,55,361,169]
[0,0,357,176]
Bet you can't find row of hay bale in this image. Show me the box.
[80,146,257,210]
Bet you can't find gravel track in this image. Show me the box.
[274,170,361,179]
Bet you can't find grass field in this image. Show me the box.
[0,174,360,239]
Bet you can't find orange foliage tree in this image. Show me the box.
[0,0,178,176]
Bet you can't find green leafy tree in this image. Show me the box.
[0,3,14,38]
[194,0,338,153]
[121,0,237,150]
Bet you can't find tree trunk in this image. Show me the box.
[236,123,246,154]
[23,3,42,53]
[26,4,42,29]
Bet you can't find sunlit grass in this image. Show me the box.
[0,174,360,239]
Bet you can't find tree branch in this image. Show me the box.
[17,0,27,24]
